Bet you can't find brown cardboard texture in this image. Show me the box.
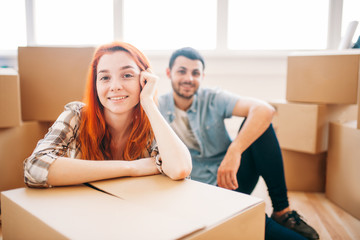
[358,104,360,129]
[18,46,95,121]
[0,68,21,128]
[270,100,357,154]
[281,149,326,192]
[1,185,205,240]
[358,86,360,129]
[286,53,360,104]
[91,175,265,239]
[0,121,49,193]
[1,175,265,239]
[326,121,360,220]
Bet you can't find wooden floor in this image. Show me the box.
[252,178,360,240]
[0,179,359,240]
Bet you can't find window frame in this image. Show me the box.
[0,0,348,57]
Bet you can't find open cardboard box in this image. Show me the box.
[1,175,265,239]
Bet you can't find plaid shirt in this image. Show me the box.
[24,101,161,188]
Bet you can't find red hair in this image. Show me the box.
[78,42,154,160]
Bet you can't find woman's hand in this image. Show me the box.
[138,69,192,180]
[140,68,158,105]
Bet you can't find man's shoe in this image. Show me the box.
[271,210,319,240]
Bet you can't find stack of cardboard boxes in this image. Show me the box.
[0,47,94,208]
[270,50,360,220]
[0,68,49,198]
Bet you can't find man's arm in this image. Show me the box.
[217,96,275,190]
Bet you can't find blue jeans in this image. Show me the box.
[235,121,306,239]
[236,121,288,212]
[265,216,306,240]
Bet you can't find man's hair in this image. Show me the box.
[168,47,205,70]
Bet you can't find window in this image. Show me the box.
[0,0,356,52]
[228,0,328,50]
[342,0,360,45]
[0,0,26,50]
[123,0,217,50]
[33,0,113,45]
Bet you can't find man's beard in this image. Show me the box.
[172,81,198,99]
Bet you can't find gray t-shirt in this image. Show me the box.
[171,106,200,152]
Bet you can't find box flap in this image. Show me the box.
[2,185,205,240]
[90,175,263,228]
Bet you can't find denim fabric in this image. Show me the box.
[265,215,307,240]
[158,88,239,185]
[236,120,289,212]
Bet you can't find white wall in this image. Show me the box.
[147,53,288,101]
[0,51,288,102]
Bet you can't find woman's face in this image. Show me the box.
[96,51,141,118]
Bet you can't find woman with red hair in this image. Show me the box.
[24,42,192,188]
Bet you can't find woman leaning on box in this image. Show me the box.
[24,42,192,188]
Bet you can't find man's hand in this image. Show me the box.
[217,144,242,190]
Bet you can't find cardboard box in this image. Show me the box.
[270,100,357,153]
[358,103,360,129]
[326,121,360,220]
[1,175,265,239]
[358,87,360,129]
[0,121,50,193]
[90,176,265,239]
[281,149,326,192]
[0,68,21,128]
[18,46,95,121]
[286,51,360,104]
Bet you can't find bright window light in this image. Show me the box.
[342,0,360,45]
[34,0,113,45]
[228,0,328,50]
[123,0,217,50]
[0,0,26,51]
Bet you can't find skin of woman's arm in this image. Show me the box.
[139,71,192,180]
[47,157,159,186]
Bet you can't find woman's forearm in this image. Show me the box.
[47,157,159,186]
[141,99,192,180]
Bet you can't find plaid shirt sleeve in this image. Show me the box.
[149,141,190,179]
[24,102,84,188]
[149,141,163,174]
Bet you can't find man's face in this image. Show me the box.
[167,56,204,99]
